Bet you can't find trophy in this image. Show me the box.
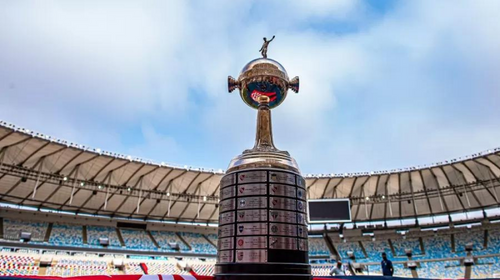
[215,37,311,280]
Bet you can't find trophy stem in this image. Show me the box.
[252,99,277,152]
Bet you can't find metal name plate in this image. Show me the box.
[236,222,268,236]
[297,225,307,238]
[269,197,296,211]
[219,198,235,212]
[296,187,306,200]
[238,170,267,184]
[219,224,235,238]
[270,172,295,185]
[298,238,308,252]
[297,176,306,189]
[218,237,234,250]
[236,249,267,263]
[296,200,307,213]
[221,174,235,187]
[237,184,267,196]
[270,236,297,250]
[269,184,296,197]
[269,210,296,224]
[218,250,234,263]
[238,197,267,209]
[297,213,307,225]
[219,211,235,225]
[221,186,235,200]
[237,209,267,222]
[270,223,297,236]
[236,236,267,249]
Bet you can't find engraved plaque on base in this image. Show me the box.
[218,250,234,263]
[220,198,235,212]
[221,174,235,187]
[297,213,307,225]
[269,197,296,211]
[238,197,267,209]
[270,171,295,185]
[238,171,267,183]
[270,223,297,236]
[221,186,236,200]
[296,200,307,213]
[219,224,235,238]
[298,238,308,251]
[269,210,296,223]
[236,236,268,249]
[269,184,296,197]
[297,225,307,238]
[270,237,297,250]
[237,209,268,222]
[237,184,267,196]
[219,211,235,225]
[236,249,267,263]
[219,237,234,250]
[237,222,268,236]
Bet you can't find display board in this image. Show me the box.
[307,198,351,223]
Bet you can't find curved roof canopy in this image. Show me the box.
[0,121,499,223]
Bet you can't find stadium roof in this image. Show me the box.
[1,121,499,224]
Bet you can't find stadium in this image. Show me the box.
[2,1,500,280]
[1,120,500,279]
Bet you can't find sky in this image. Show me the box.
[1,0,499,175]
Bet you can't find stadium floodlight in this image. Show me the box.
[166,192,170,196]
[80,182,85,186]
[63,177,68,181]
[203,196,207,202]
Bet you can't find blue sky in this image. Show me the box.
[1,0,499,174]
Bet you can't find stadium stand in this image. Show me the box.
[49,224,83,246]
[0,255,38,276]
[120,229,157,251]
[178,232,216,254]
[335,241,365,260]
[3,219,47,243]
[150,230,190,251]
[361,239,394,262]
[87,226,122,248]
[455,229,484,255]
[392,237,422,256]
[308,237,330,256]
[46,259,118,277]
[422,235,454,259]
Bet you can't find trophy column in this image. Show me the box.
[215,71,311,280]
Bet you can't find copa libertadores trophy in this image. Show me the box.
[215,36,311,280]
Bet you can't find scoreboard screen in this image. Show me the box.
[307,199,351,223]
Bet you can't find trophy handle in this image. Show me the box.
[228,76,240,93]
[289,76,299,93]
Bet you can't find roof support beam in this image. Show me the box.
[319,178,333,199]
[368,176,381,220]
[175,173,213,222]
[161,172,201,221]
[408,173,419,217]
[192,183,220,223]
[58,161,131,210]
[463,161,499,205]
[438,166,466,211]
[418,170,434,216]
[89,163,148,213]
[143,170,188,219]
[450,164,484,207]
[428,169,450,213]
